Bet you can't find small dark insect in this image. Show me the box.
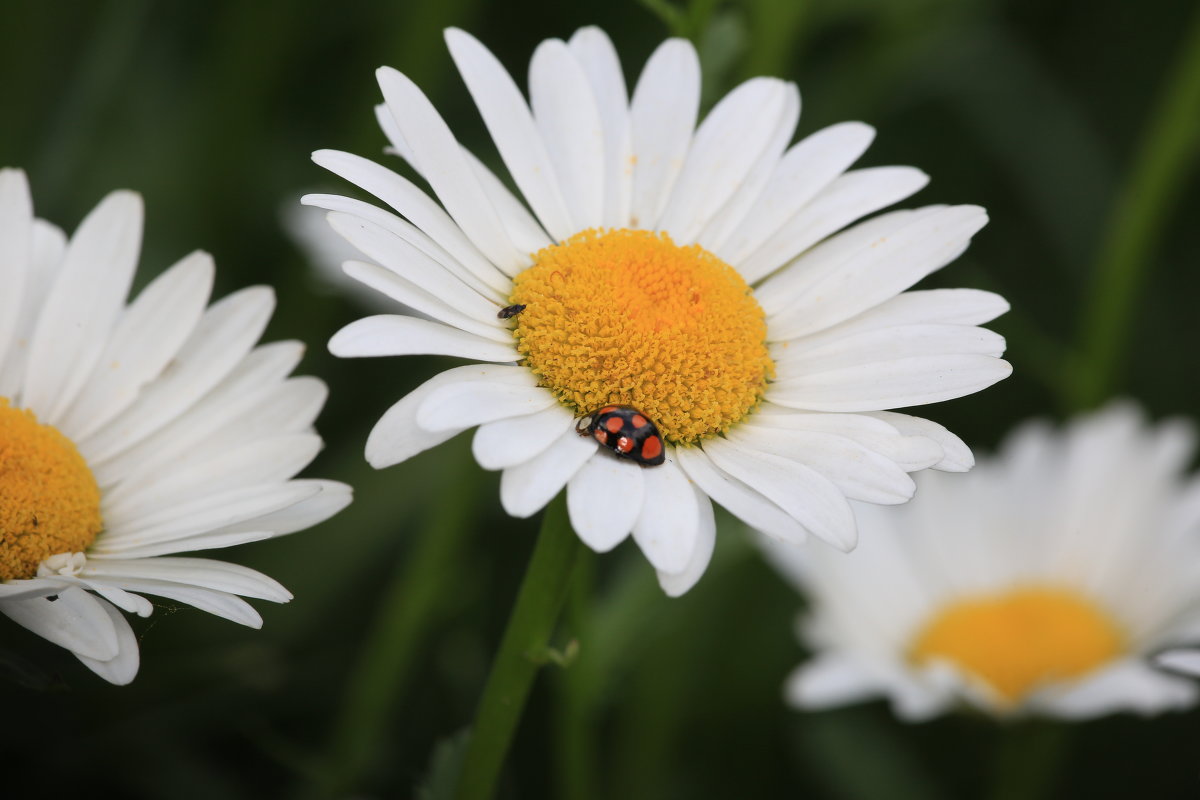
[31,515,38,528]
[46,595,59,603]
[497,304,526,319]
[576,405,666,467]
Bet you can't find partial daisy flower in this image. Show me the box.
[309,27,1010,595]
[0,169,351,684]
[765,404,1200,720]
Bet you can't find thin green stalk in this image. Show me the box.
[553,550,598,800]
[313,458,482,798]
[987,721,1069,800]
[1068,7,1200,411]
[453,494,584,800]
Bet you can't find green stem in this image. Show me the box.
[453,494,584,800]
[1068,7,1200,411]
[987,721,1069,800]
[553,550,598,800]
[313,456,481,798]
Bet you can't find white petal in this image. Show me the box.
[103,433,322,521]
[71,581,153,617]
[741,167,930,285]
[765,205,989,339]
[567,453,645,552]
[656,78,790,243]
[568,26,632,227]
[445,28,575,240]
[56,250,215,441]
[0,577,74,601]
[864,411,974,472]
[23,191,143,423]
[84,557,291,602]
[73,598,139,685]
[341,259,511,343]
[304,193,506,303]
[500,428,597,518]
[195,480,351,538]
[656,485,716,596]
[733,424,916,505]
[330,315,517,362]
[309,149,511,295]
[809,288,1010,337]
[0,220,66,398]
[365,364,520,468]
[91,483,350,559]
[376,66,526,272]
[79,286,275,464]
[629,38,701,229]
[1155,649,1200,677]
[95,482,324,551]
[697,83,799,253]
[88,530,275,560]
[785,654,887,710]
[102,580,263,628]
[327,213,507,332]
[92,343,311,485]
[0,168,33,369]
[459,147,555,261]
[0,586,119,660]
[529,38,605,230]
[769,354,1013,413]
[1032,659,1198,719]
[472,403,577,470]
[714,122,876,265]
[674,444,809,545]
[703,437,857,551]
[773,324,1007,373]
[749,405,945,473]
[416,371,553,432]
[631,459,700,574]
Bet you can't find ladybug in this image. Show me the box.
[576,405,666,466]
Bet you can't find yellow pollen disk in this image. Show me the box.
[909,586,1125,706]
[0,399,103,581]
[509,229,774,444]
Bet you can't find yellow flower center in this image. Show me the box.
[509,229,773,444]
[909,586,1125,705]
[0,399,103,580]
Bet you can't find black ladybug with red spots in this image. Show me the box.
[576,405,666,466]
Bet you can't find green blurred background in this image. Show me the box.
[3,0,1200,797]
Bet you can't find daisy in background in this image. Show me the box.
[0,169,351,684]
[309,27,1011,595]
[764,404,1200,721]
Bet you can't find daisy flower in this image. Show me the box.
[310,27,1010,595]
[765,404,1200,720]
[0,169,351,684]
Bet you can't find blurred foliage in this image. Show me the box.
[2,0,1200,797]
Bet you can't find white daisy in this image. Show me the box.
[311,27,1010,596]
[765,404,1200,720]
[0,169,352,684]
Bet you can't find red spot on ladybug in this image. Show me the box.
[575,405,666,467]
[640,435,663,462]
